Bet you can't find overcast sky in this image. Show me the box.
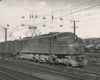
[0,0,100,42]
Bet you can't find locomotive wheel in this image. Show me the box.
[27,58,30,61]
[34,58,39,62]
[55,58,59,64]
[63,58,70,66]
[39,59,45,63]
[44,58,49,64]
[70,60,78,66]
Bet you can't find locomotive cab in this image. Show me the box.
[56,32,87,66]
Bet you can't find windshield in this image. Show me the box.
[58,32,77,38]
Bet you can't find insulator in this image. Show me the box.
[60,25,63,27]
[43,17,46,19]
[34,27,37,29]
[52,16,53,19]
[21,24,24,26]
[43,25,46,27]
[22,16,25,18]
[7,25,9,26]
[60,18,62,20]
[32,15,34,18]
[36,15,37,18]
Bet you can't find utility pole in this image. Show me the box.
[3,28,8,42]
[3,25,9,42]
[49,39,52,63]
[70,20,78,39]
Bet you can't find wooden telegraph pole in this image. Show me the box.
[70,20,78,39]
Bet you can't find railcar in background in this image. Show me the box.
[89,42,100,52]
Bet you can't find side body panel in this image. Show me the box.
[14,40,22,54]
[2,41,14,54]
[21,33,83,55]
[0,43,1,53]
[2,42,5,54]
[9,41,14,54]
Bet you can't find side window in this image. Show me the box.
[38,39,49,45]
[43,39,49,43]
[28,39,38,46]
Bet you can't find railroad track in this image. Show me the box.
[0,58,100,80]
[0,64,43,80]
[0,59,85,80]
[20,58,100,77]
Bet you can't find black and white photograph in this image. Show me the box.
[0,0,100,80]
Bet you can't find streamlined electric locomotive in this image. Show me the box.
[0,32,87,66]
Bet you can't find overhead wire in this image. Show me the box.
[49,11,100,27]
[2,0,98,19]
[9,3,100,34]
[35,7,100,30]
[2,0,31,11]
[10,18,30,34]
[37,2,100,25]
[2,0,97,23]
[37,0,96,18]
[4,0,99,36]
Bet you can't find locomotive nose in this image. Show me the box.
[73,39,84,54]
[74,43,79,52]
[74,43,79,47]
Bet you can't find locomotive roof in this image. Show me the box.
[0,32,77,43]
[20,32,76,41]
[0,40,13,43]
